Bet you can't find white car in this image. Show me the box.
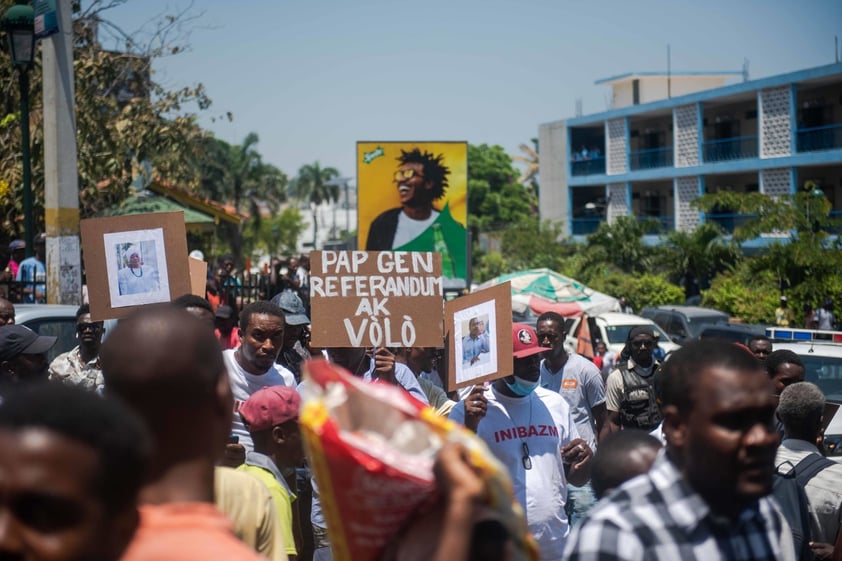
[768,327,842,461]
[14,304,79,363]
[563,312,680,358]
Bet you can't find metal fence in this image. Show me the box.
[0,272,297,311]
[0,280,47,304]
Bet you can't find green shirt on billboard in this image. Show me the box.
[365,203,466,280]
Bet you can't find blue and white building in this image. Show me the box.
[538,63,842,235]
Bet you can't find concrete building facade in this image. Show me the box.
[539,63,842,236]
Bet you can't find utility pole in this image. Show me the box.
[42,0,81,304]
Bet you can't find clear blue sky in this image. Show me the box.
[101,0,841,184]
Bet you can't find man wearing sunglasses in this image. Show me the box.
[49,304,106,392]
[365,148,465,262]
[600,326,663,440]
[449,323,592,561]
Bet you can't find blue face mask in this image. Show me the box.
[505,375,540,397]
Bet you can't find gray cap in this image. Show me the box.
[0,325,57,361]
[270,290,310,326]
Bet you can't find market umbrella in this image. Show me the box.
[478,268,618,317]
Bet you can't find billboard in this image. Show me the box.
[357,141,468,288]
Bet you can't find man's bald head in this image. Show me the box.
[100,306,229,437]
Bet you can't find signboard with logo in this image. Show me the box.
[34,0,59,39]
[356,141,468,290]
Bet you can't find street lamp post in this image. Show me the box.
[3,1,36,258]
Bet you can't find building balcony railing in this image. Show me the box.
[570,157,606,176]
[637,215,674,233]
[797,124,842,153]
[705,213,757,233]
[571,217,603,235]
[702,135,758,163]
[629,146,674,171]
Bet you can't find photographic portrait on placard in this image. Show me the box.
[80,212,191,321]
[445,282,513,390]
[104,229,170,306]
[454,301,497,385]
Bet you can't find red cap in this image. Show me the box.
[512,323,545,359]
[240,386,301,432]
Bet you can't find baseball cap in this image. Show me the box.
[215,305,234,320]
[8,240,25,251]
[512,323,545,359]
[0,325,57,362]
[189,249,205,261]
[780,295,788,302]
[271,290,310,326]
[240,386,301,432]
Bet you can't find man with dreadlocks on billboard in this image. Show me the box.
[365,148,466,266]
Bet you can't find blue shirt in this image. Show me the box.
[15,257,45,303]
[462,332,490,362]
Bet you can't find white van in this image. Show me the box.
[563,312,680,357]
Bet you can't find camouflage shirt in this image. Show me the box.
[48,346,104,392]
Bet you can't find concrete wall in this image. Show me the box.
[538,120,569,230]
[611,76,734,108]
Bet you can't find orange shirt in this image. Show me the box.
[120,502,265,561]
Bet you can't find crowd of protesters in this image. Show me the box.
[0,253,841,561]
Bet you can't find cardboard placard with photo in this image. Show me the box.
[445,283,513,390]
[309,250,444,348]
[80,212,190,321]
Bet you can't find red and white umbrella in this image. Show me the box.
[477,268,618,318]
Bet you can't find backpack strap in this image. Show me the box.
[793,453,836,487]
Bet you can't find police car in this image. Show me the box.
[766,327,842,459]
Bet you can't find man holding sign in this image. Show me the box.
[449,324,592,561]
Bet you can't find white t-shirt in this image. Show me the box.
[392,210,439,248]
[449,386,579,561]
[540,353,605,450]
[117,265,160,295]
[224,348,296,451]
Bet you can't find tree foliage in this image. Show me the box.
[195,133,289,260]
[662,222,741,297]
[696,182,842,320]
[242,207,306,262]
[0,0,213,239]
[587,272,685,311]
[580,216,658,276]
[467,143,537,235]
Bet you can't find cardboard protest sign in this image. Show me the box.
[80,212,190,321]
[189,257,208,297]
[309,250,443,348]
[445,283,512,390]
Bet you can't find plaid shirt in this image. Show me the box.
[563,452,795,561]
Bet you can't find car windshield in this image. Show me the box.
[800,355,842,403]
[604,324,671,345]
[686,315,728,338]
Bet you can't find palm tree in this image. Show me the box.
[512,138,539,197]
[665,222,740,299]
[195,133,288,261]
[292,161,340,248]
